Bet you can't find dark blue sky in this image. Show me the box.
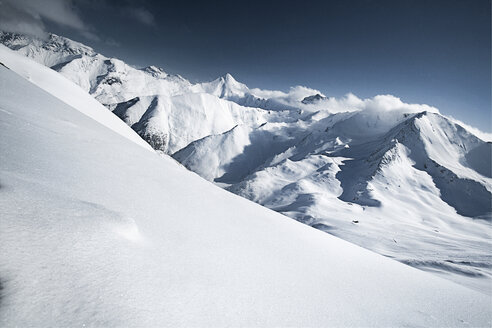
[47,0,490,132]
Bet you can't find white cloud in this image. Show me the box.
[306,93,365,112]
[296,92,439,115]
[248,82,490,140]
[249,85,439,117]
[250,85,323,102]
[363,95,439,114]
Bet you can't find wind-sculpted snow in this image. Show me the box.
[2,31,491,294]
[3,63,492,327]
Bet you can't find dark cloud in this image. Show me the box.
[0,0,154,39]
[0,0,97,39]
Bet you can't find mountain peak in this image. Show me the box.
[141,65,168,78]
[302,93,326,104]
[202,72,249,98]
[220,73,239,85]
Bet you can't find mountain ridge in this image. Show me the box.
[1,31,490,293]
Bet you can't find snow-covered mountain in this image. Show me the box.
[4,41,492,327]
[1,31,491,295]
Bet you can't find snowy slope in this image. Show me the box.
[1,52,492,328]
[182,109,492,292]
[0,44,151,151]
[112,93,265,154]
[2,31,491,294]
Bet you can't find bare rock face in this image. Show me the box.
[302,93,326,104]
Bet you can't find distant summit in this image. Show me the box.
[140,65,168,78]
[302,93,326,104]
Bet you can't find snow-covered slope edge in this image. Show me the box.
[1,55,491,328]
[0,44,152,151]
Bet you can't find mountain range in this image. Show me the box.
[1,31,490,296]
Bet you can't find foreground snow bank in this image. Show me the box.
[0,63,491,327]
